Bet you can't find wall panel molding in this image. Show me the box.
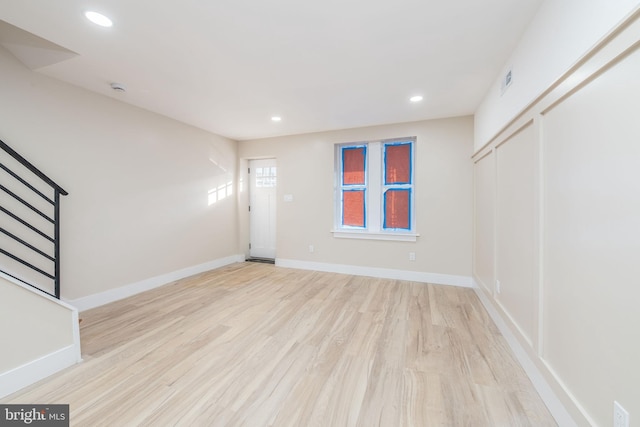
[472,11,640,427]
[473,5,640,156]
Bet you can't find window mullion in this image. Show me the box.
[368,141,381,232]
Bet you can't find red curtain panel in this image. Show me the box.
[385,189,409,229]
[385,144,410,184]
[343,190,365,227]
[343,147,365,185]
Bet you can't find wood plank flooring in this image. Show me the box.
[3,263,556,426]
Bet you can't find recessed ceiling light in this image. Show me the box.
[85,11,113,27]
[271,116,282,122]
[410,95,423,103]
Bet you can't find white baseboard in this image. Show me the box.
[275,258,472,287]
[0,345,80,399]
[472,279,578,427]
[66,254,245,312]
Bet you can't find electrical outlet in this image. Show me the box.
[614,401,629,427]
[496,280,501,294]
[309,245,314,253]
[409,252,416,261]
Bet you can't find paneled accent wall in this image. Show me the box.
[495,122,538,348]
[473,11,640,427]
[472,151,495,295]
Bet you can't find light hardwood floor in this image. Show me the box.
[4,263,556,426]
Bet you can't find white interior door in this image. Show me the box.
[249,159,277,259]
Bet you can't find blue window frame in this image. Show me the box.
[340,145,367,228]
[335,138,416,238]
[382,141,413,230]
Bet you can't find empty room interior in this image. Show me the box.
[1,0,639,426]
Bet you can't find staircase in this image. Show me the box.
[0,138,81,399]
[0,138,67,298]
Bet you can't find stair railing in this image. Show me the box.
[0,138,68,299]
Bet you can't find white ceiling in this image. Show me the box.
[0,0,543,141]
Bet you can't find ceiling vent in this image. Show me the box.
[110,82,126,92]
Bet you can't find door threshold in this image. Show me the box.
[246,257,275,265]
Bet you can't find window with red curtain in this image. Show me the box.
[335,139,414,234]
[383,142,412,230]
[340,145,367,228]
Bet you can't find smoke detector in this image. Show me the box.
[110,82,126,92]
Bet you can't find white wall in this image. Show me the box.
[474,0,640,150]
[473,12,640,426]
[542,46,640,426]
[0,273,81,398]
[0,45,239,300]
[238,117,473,282]
[0,275,74,372]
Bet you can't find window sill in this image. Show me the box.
[331,230,419,242]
